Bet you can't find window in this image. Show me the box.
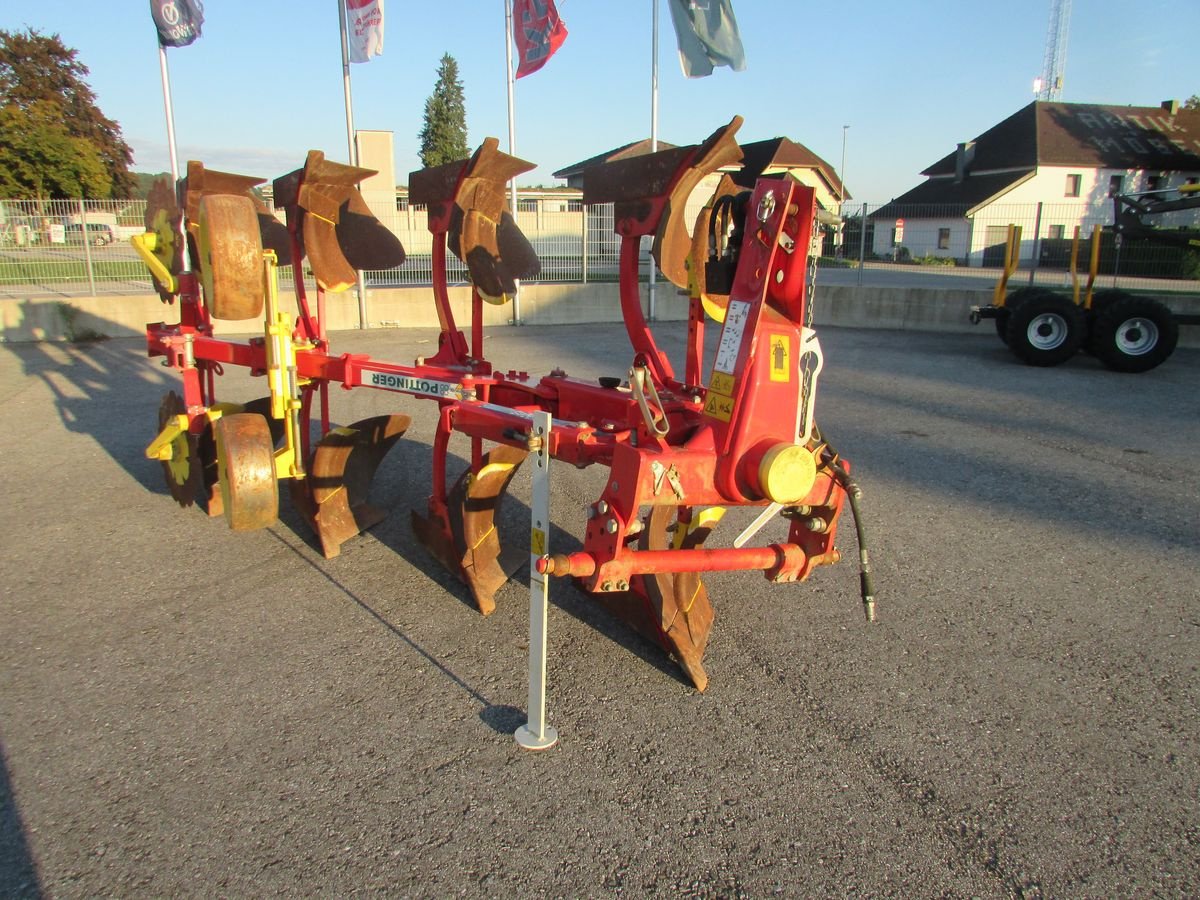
[1065,173,1082,197]
[395,197,409,211]
[516,198,538,212]
[937,228,951,250]
[1048,224,1066,240]
[1147,175,1166,191]
[1108,175,1123,197]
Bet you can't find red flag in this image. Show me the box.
[513,0,568,79]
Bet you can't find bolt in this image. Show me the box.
[616,579,629,591]
[596,500,609,515]
[601,581,613,592]
[605,519,619,534]
[757,190,777,223]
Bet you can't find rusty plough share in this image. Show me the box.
[138,117,874,692]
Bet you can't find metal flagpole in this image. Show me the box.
[156,42,192,271]
[504,0,522,324]
[157,47,181,182]
[338,0,369,329]
[648,0,659,321]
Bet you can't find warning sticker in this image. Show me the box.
[530,526,546,557]
[709,371,736,396]
[713,300,751,374]
[704,392,734,422]
[768,334,791,382]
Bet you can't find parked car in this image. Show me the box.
[64,222,116,246]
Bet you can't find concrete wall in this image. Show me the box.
[3,281,1198,348]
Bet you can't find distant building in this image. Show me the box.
[870,100,1200,265]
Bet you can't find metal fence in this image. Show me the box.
[3,195,1198,297]
[0,196,628,297]
[834,200,1200,294]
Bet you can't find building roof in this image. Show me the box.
[922,100,1200,176]
[871,170,1035,219]
[555,135,849,199]
[552,139,678,180]
[737,137,848,200]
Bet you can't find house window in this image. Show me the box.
[937,228,951,250]
[1108,175,1124,197]
[395,197,409,211]
[516,198,538,212]
[567,199,583,212]
[1048,224,1066,240]
[1146,175,1166,191]
[1065,174,1082,197]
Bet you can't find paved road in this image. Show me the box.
[1,324,1198,897]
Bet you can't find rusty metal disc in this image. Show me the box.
[145,178,184,302]
[213,412,278,532]
[197,194,265,320]
[157,391,201,507]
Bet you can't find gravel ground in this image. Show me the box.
[1,321,1198,897]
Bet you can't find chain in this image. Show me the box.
[798,210,821,438]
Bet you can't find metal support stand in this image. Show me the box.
[515,411,558,750]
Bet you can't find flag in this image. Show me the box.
[149,0,205,48]
[346,0,385,63]
[667,0,746,78]
[513,0,568,79]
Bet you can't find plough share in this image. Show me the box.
[139,118,873,693]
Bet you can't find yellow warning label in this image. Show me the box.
[710,371,736,396]
[704,392,734,422]
[768,334,791,382]
[530,527,546,557]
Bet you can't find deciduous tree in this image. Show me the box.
[0,28,134,198]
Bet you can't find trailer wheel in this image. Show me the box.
[999,288,1055,345]
[1088,295,1178,373]
[1006,293,1085,366]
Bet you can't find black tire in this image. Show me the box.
[1087,295,1179,373]
[1005,292,1086,367]
[998,287,1054,346]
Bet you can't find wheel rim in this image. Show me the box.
[1115,317,1159,356]
[1026,313,1069,350]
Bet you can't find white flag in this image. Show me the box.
[345,0,384,63]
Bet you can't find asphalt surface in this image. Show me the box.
[1,322,1198,897]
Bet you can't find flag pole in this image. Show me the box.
[338,0,369,329]
[648,0,659,321]
[504,0,521,325]
[157,47,181,183]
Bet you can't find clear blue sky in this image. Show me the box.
[3,1,1198,201]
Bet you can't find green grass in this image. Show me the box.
[0,258,142,284]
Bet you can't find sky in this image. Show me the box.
[3,1,1199,202]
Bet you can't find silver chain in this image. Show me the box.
[798,211,821,432]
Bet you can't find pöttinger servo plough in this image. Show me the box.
[137,117,873,693]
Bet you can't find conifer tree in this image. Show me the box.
[418,54,468,168]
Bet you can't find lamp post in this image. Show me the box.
[839,125,849,257]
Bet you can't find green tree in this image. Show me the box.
[0,28,135,198]
[418,54,468,168]
[1184,95,1200,111]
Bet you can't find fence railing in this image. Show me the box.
[2,196,1198,297]
[835,200,1200,293]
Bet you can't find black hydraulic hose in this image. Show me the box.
[822,447,875,623]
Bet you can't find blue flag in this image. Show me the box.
[668,0,746,78]
[150,0,205,49]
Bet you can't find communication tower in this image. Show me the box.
[1033,0,1072,101]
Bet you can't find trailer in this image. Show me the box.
[970,184,1200,372]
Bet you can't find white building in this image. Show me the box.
[870,100,1200,266]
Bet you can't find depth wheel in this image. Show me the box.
[213,413,278,531]
[1005,293,1085,367]
[197,194,265,320]
[1088,295,1178,373]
